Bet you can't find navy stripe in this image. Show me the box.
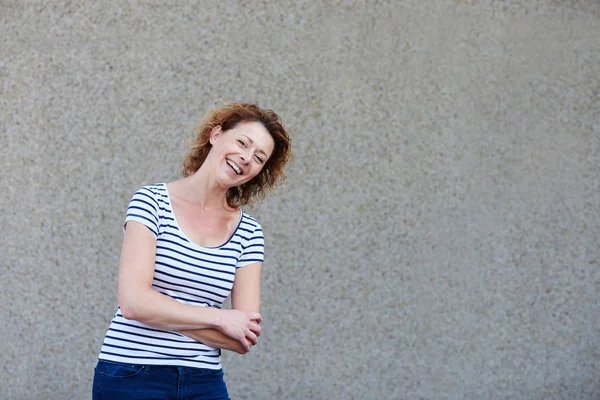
[152,284,216,305]
[148,187,167,198]
[239,222,257,229]
[130,199,158,214]
[243,213,259,224]
[157,243,239,262]
[242,251,264,256]
[239,258,263,264]
[154,265,233,292]
[126,213,157,226]
[125,216,158,236]
[244,243,264,249]
[105,334,212,352]
[111,319,184,338]
[161,223,179,230]
[101,343,203,358]
[154,293,215,306]
[135,190,159,209]
[100,351,220,363]
[242,243,263,252]
[153,278,226,302]
[107,327,190,344]
[219,246,242,254]
[157,252,236,273]
[158,236,227,256]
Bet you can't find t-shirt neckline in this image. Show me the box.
[162,183,243,250]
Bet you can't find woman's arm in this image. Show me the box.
[118,221,261,348]
[176,328,250,354]
[230,262,262,313]
[177,262,263,353]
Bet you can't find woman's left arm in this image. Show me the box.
[177,262,263,353]
[230,261,262,313]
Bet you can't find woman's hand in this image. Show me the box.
[215,309,262,351]
[177,326,258,354]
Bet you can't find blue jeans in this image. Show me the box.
[92,360,230,400]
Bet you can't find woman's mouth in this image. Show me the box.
[226,160,242,175]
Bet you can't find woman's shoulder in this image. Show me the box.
[129,183,169,207]
[136,182,167,195]
[240,210,262,230]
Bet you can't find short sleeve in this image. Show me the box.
[124,186,159,238]
[237,221,264,268]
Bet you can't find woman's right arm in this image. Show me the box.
[117,221,261,349]
[177,328,252,354]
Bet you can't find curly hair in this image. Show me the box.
[182,103,292,207]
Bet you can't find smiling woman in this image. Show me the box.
[92,103,292,400]
[183,103,292,207]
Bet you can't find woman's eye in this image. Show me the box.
[237,140,246,147]
[255,155,264,164]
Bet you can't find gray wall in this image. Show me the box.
[1,1,599,399]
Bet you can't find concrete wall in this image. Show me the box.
[1,1,599,399]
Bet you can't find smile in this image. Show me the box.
[226,160,242,175]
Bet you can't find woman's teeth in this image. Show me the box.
[227,160,241,175]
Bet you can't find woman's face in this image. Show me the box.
[209,121,275,188]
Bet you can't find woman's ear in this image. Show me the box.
[209,125,222,145]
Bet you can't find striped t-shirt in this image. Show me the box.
[98,183,264,369]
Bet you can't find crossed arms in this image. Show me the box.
[117,221,263,354]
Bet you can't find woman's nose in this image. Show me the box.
[240,152,251,164]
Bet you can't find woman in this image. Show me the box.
[93,103,292,399]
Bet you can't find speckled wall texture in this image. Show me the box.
[1,1,599,399]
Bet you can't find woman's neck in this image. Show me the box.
[171,167,234,211]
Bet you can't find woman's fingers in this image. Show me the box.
[240,336,251,352]
[216,309,264,347]
[249,320,262,336]
[248,312,262,324]
[246,331,258,346]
